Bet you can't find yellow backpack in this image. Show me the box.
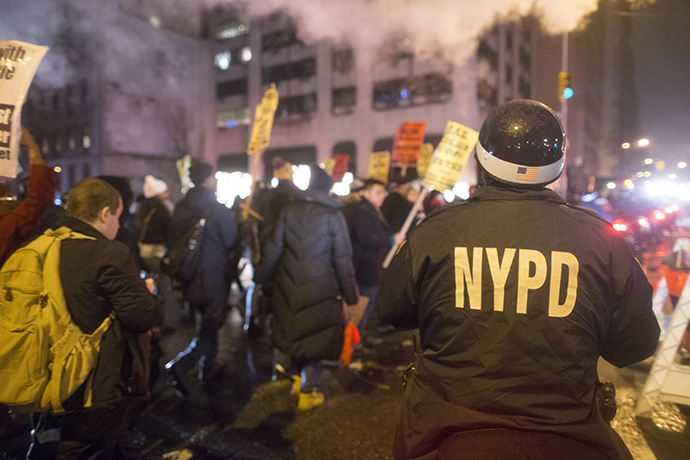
[0,226,113,414]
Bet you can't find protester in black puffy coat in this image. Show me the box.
[255,164,358,410]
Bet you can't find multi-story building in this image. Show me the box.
[20,0,208,200]
[205,10,542,193]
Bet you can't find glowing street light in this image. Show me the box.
[679,162,687,169]
[607,182,616,189]
[621,142,631,149]
[638,138,650,147]
[644,158,653,165]
[669,173,677,180]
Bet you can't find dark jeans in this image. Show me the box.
[56,402,136,460]
[358,285,380,340]
[273,348,322,392]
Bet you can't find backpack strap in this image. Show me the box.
[39,227,113,413]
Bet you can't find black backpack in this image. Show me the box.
[162,203,214,285]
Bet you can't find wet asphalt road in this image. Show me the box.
[2,292,689,459]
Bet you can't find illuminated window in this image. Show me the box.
[41,139,49,155]
[241,46,252,62]
[55,138,63,153]
[373,73,452,110]
[215,51,231,70]
[68,133,76,151]
[216,23,249,40]
[216,108,251,128]
[82,125,91,149]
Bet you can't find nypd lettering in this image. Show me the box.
[454,247,579,317]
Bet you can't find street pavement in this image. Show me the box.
[1,270,689,459]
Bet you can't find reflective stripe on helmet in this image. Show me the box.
[475,141,564,186]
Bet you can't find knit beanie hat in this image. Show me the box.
[308,164,334,192]
[143,175,168,198]
[189,161,214,187]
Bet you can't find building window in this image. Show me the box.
[55,137,63,153]
[216,107,251,128]
[215,51,232,70]
[505,64,513,84]
[477,39,498,71]
[276,93,317,120]
[68,164,76,188]
[41,139,49,155]
[52,92,59,111]
[519,77,531,99]
[262,28,302,52]
[214,46,252,71]
[373,73,452,110]
[68,132,76,151]
[505,29,513,51]
[81,79,88,102]
[216,22,249,40]
[262,58,316,85]
[216,78,248,100]
[82,162,91,179]
[477,79,497,106]
[332,48,354,74]
[332,87,356,115]
[82,125,91,149]
[519,46,531,71]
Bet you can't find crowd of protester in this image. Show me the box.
[1,98,687,460]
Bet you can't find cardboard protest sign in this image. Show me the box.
[0,41,48,178]
[390,121,426,168]
[247,84,279,155]
[322,158,336,177]
[416,143,434,177]
[367,151,390,184]
[331,154,349,182]
[422,121,479,191]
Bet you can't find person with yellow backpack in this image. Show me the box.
[0,178,161,459]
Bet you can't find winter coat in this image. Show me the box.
[136,196,172,245]
[59,217,161,410]
[255,188,358,361]
[379,185,660,460]
[0,164,55,266]
[343,197,393,287]
[172,186,237,304]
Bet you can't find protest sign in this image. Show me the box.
[367,151,390,184]
[247,84,279,155]
[322,158,336,177]
[416,143,434,178]
[0,41,48,178]
[423,121,479,191]
[383,121,478,269]
[390,121,426,168]
[331,154,349,182]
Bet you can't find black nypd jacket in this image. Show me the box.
[378,185,659,460]
[60,217,161,409]
[255,188,358,361]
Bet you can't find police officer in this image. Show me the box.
[378,100,660,460]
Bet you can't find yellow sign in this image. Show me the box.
[367,151,391,184]
[416,143,434,177]
[322,158,336,176]
[247,84,279,155]
[423,121,479,191]
[175,154,192,193]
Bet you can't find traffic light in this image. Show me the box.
[558,72,572,101]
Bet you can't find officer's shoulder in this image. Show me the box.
[425,199,472,221]
[563,202,612,225]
